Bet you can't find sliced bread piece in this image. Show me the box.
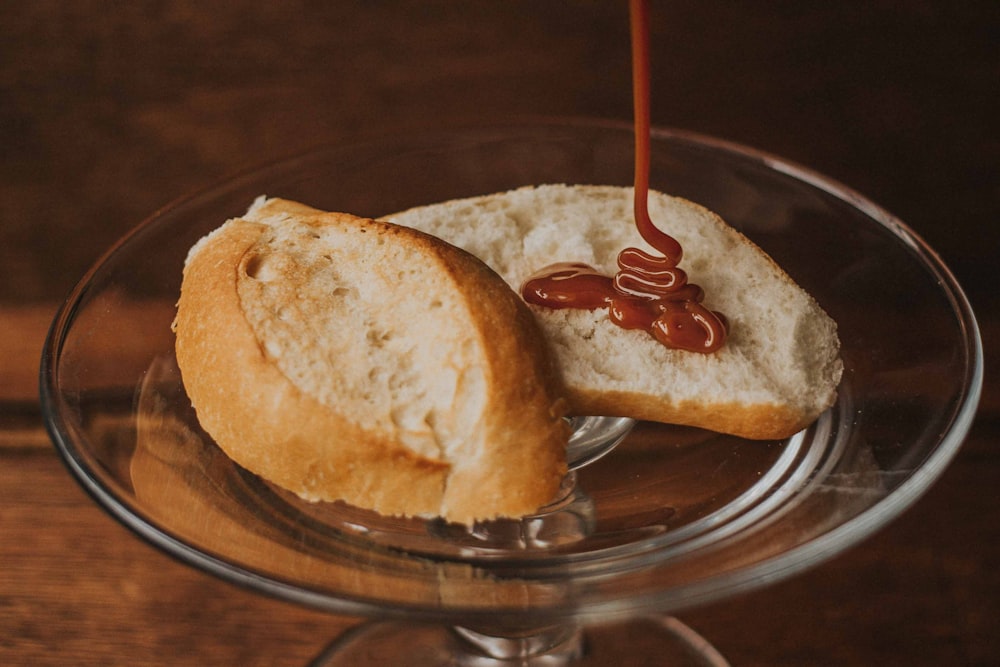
[384,184,842,440]
[174,199,570,523]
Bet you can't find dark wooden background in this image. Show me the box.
[2,2,997,664]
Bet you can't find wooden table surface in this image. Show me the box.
[2,2,997,665]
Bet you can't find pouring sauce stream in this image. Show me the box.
[521,0,727,354]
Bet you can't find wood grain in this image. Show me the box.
[2,2,996,664]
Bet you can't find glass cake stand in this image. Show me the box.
[41,120,983,665]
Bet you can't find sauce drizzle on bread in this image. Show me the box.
[520,0,728,354]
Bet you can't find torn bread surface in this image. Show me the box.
[174,200,569,524]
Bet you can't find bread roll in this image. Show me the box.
[385,184,842,439]
[174,199,570,524]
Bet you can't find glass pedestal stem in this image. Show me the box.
[453,622,583,665]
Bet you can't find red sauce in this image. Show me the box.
[520,0,728,354]
[522,260,727,353]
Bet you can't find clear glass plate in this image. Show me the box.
[41,120,982,635]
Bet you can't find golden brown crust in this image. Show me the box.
[175,205,569,523]
[384,185,843,441]
[564,388,809,441]
[428,236,569,521]
[175,219,451,516]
